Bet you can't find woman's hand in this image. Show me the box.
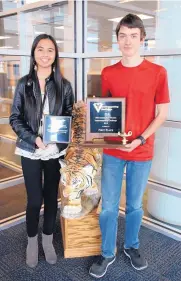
[35,136,46,150]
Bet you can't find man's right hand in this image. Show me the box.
[35,136,46,150]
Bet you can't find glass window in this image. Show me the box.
[86,0,181,52]
[150,125,181,189]
[60,58,75,92]
[0,124,16,140]
[0,1,74,52]
[0,55,30,117]
[85,57,120,97]
[0,15,18,50]
[0,56,74,183]
[0,132,21,168]
[85,56,181,121]
[154,56,181,122]
[0,0,17,12]
[0,56,75,118]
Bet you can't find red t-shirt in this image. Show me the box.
[102,59,170,161]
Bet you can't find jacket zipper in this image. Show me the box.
[45,83,50,115]
[33,81,39,130]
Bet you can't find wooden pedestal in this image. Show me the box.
[60,207,101,258]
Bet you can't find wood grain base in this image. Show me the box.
[60,207,101,258]
[80,141,127,148]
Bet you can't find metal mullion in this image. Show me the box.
[0,118,9,124]
[164,120,181,129]
[1,50,181,59]
[82,0,88,100]
[147,181,181,198]
[75,0,84,101]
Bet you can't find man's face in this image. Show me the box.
[117,26,144,57]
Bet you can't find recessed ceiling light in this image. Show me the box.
[54,26,64,30]
[154,8,167,12]
[119,0,135,3]
[35,31,45,35]
[56,40,63,44]
[138,14,154,20]
[108,14,154,22]
[108,17,122,22]
[0,46,13,49]
[25,0,41,3]
[0,36,11,40]
[87,37,99,41]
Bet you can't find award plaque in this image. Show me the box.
[43,115,71,144]
[82,97,132,148]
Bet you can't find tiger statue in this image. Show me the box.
[59,101,102,219]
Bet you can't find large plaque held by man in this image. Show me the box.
[82,97,132,148]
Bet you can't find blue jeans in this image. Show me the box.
[100,154,152,258]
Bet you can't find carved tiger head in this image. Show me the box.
[60,163,97,201]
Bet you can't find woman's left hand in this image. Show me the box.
[117,139,142,152]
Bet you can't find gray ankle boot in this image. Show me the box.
[42,233,57,264]
[26,235,38,268]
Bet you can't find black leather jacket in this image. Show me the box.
[10,72,74,153]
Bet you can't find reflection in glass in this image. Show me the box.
[87,1,157,52]
[0,124,16,140]
[87,0,181,52]
[0,124,21,169]
[86,57,119,97]
[0,137,21,168]
[0,56,75,118]
[86,55,181,123]
[0,56,30,117]
[150,126,181,189]
[59,58,75,92]
[0,1,18,12]
[0,15,18,50]
[0,1,74,52]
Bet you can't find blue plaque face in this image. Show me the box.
[90,101,122,134]
[43,115,71,144]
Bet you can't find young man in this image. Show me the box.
[89,14,170,278]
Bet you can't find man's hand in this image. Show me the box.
[35,136,46,150]
[117,139,142,152]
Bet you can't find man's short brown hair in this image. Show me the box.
[116,14,146,40]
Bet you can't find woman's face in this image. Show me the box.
[34,38,56,70]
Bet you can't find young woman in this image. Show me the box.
[10,34,74,268]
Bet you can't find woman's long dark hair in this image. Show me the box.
[29,34,62,114]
